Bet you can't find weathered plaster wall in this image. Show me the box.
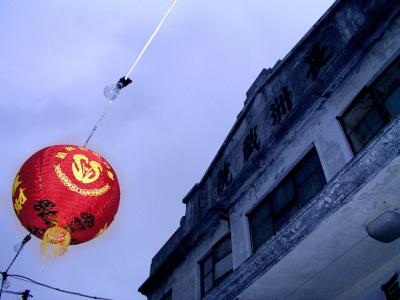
[237,154,400,300]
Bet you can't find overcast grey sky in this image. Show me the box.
[0,1,335,299]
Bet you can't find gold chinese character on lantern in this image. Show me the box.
[12,174,22,198]
[107,171,114,181]
[14,188,27,214]
[56,152,67,159]
[72,154,103,184]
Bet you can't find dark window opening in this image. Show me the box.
[160,290,172,300]
[249,148,326,251]
[340,55,400,154]
[200,235,232,296]
[382,273,400,300]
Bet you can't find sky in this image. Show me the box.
[0,1,335,299]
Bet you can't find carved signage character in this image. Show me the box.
[216,163,232,195]
[306,43,331,80]
[243,126,261,162]
[270,86,293,125]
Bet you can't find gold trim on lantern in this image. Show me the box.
[95,223,109,237]
[54,164,110,196]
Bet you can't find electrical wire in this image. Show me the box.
[8,274,112,300]
[5,234,31,273]
[1,290,24,296]
[0,234,32,300]
[2,290,32,299]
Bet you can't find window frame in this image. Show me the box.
[338,86,390,154]
[160,289,172,300]
[199,234,233,296]
[338,54,400,154]
[248,147,326,252]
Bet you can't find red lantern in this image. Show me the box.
[12,145,120,255]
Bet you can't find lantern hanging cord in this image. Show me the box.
[83,100,113,147]
[7,274,112,300]
[83,0,178,147]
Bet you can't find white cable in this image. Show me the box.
[125,0,178,79]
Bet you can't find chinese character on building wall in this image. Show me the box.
[243,126,261,162]
[305,43,331,80]
[216,162,232,195]
[270,86,293,126]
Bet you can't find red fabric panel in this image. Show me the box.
[12,145,120,245]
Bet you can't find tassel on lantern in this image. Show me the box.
[41,226,71,257]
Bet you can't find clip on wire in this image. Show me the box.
[104,77,133,101]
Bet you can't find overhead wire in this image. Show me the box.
[124,0,178,79]
[0,234,32,300]
[1,290,22,296]
[8,274,112,300]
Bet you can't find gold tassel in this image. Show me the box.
[41,226,71,257]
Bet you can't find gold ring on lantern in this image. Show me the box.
[54,164,110,196]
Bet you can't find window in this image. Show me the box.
[249,148,326,251]
[381,273,400,300]
[160,290,172,300]
[200,235,232,295]
[340,56,400,154]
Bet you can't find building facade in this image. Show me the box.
[139,0,400,299]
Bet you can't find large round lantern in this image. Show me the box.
[11,145,120,255]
